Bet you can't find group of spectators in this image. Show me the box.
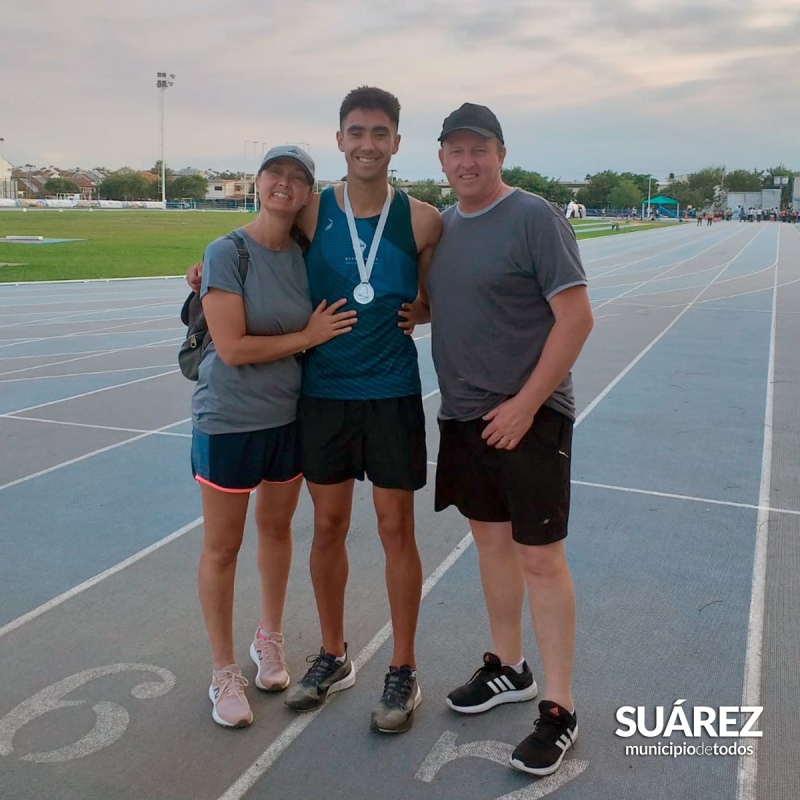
[737,207,799,223]
[688,207,799,224]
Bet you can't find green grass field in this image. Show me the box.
[0,208,665,282]
[0,210,250,282]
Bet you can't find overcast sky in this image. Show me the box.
[3,0,798,181]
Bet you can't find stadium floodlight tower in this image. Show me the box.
[0,137,4,199]
[156,72,176,207]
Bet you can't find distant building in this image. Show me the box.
[9,165,105,200]
[205,178,250,201]
[558,179,589,196]
[0,156,15,199]
[12,167,48,199]
[59,170,98,200]
[725,189,781,211]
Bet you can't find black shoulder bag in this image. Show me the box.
[178,232,250,380]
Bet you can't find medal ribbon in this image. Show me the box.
[343,183,393,290]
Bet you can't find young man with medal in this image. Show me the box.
[283,87,440,734]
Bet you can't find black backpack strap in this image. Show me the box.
[226,232,250,283]
[180,291,194,326]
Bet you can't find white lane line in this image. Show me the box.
[586,225,746,278]
[422,389,440,400]
[0,387,439,650]
[0,274,183,288]
[216,530,475,800]
[422,466,799,518]
[577,227,771,426]
[0,413,191,438]
[0,296,179,312]
[580,225,686,266]
[0,517,203,641]
[0,312,176,330]
[0,337,180,367]
[572,480,799,517]
[590,226,772,312]
[0,319,183,350]
[737,227,781,800]
[0,364,176,383]
[4,369,179,416]
[589,275,800,323]
[582,222,733,278]
[0,303,176,329]
[590,256,780,308]
[0,416,189,493]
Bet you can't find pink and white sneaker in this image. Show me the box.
[250,631,291,691]
[208,665,253,728]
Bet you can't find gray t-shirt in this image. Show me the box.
[427,189,587,421]
[191,229,312,434]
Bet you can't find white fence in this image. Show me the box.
[0,199,166,210]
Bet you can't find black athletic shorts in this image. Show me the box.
[435,405,572,546]
[298,395,427,490]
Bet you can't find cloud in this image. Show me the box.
[2,0,798,180]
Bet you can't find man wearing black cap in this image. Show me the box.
[424,102,593,776]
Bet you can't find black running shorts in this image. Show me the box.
[435,405,572,545]
[298,395,427,490]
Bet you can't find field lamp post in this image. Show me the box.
[244,140,258,211]
[0,137,4,198]
[156,72,175,207]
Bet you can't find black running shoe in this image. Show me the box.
[284,647,356,711]
[510,700,578,776]
[446,652,538,714]
[370,666,422,733]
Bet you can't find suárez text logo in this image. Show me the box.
[615,699,763,738]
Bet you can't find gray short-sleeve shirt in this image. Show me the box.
[427,189,587,421]
[191,229,312,434]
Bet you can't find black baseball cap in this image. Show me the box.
[438,103,504,144]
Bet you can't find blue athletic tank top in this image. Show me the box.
[302,186,421,399]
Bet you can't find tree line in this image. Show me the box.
[49,161,796,208]
[406,169,575,208]
[406,165,797,211]
[97,164,208,202]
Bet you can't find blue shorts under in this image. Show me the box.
[191,422,301,492]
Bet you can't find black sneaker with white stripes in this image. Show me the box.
[510,700,578,776]
[446,652,538,714]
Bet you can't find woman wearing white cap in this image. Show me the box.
[191,146,356,728]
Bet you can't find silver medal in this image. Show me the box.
[354,282,375,304]
[343,183,392,310]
